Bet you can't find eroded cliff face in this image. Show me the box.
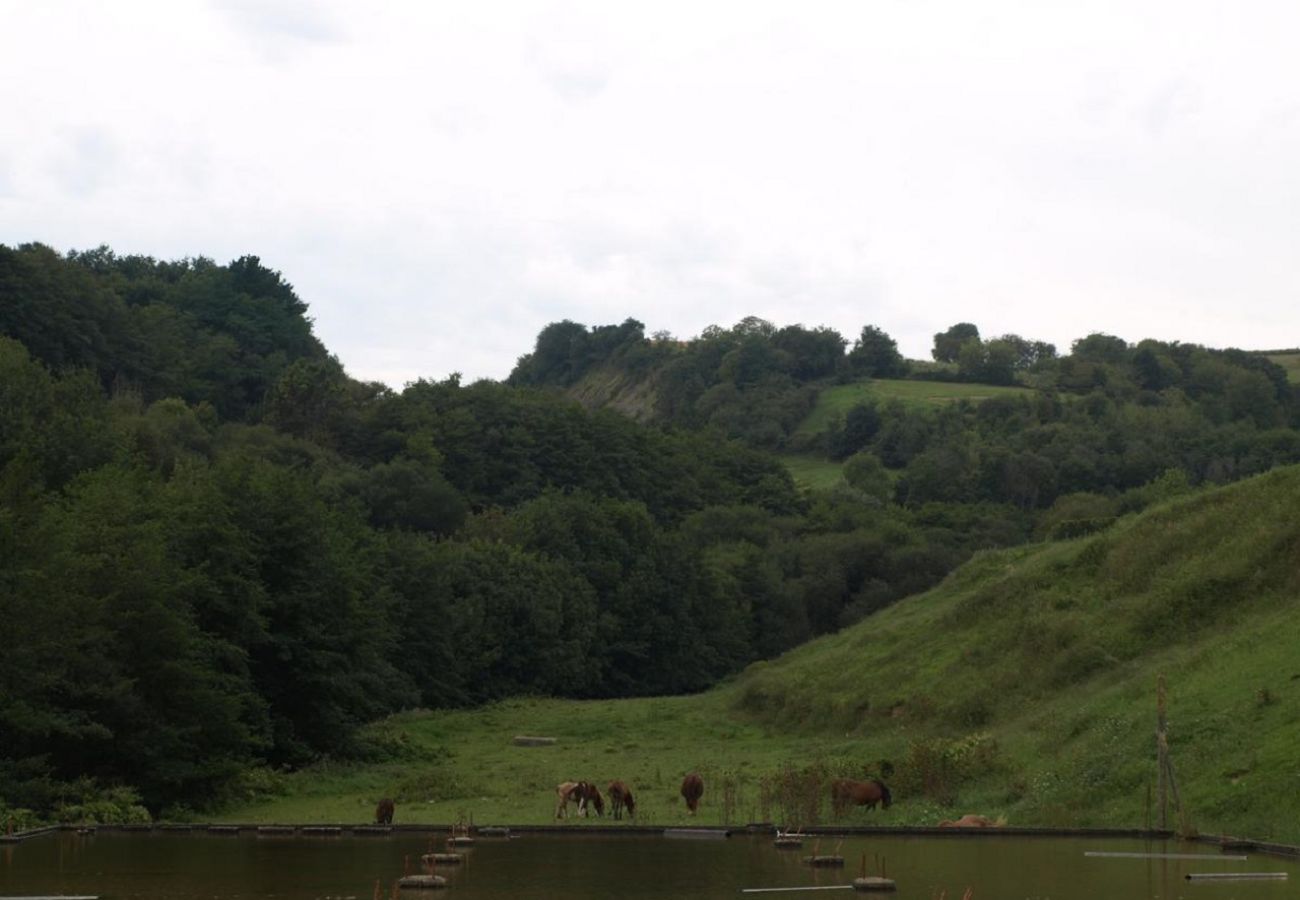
[565,364,663,423]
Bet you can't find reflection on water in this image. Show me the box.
[1,830,1294,900]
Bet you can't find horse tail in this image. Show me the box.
[875,779,892,809]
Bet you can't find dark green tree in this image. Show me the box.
[932,322,981,362]
[848,325,908,378]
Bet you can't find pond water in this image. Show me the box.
[2,830,1294,900]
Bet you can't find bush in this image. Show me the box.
[898,732,1000,805]
[53,783,150,825]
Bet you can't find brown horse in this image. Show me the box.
[375,798,395,824]
[939,814,999,828]
[577,781,605,817]
[830,778,892,816]
[607,780,635,819]
[681,773,704,813]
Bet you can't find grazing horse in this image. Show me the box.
[608,780,635,819]
[577,781,605,817]
[555,781,583,819]
[375,798,395,825]
[939,814,999,828]
[680,773,704,814]
[555,781,604,818]
[830,778,892,816]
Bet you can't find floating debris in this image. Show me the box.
[852,876,897,892]
[397,874,448,890]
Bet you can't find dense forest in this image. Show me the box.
[3,241,1298,822]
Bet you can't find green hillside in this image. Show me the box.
[794,378,1034,439]
[1264,352,1300,383]
[216,466,1300,842]
[731,462,1300,840]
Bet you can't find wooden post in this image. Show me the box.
[1144,780,1151,833]
[1156,674,1168,830]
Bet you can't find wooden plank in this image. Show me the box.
[512,735,557,746]
[1085,851,1248,860]
[1185,872,1287,881]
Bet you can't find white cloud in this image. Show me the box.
[3,0,1300,384]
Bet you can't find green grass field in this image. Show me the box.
[1265,352,1300,383]
[795,379,1033,438]
[777,453,845,490]
[216,466,1300,842]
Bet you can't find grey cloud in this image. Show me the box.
[211,0,345,61]
[526,12,615,101]
[1144,79,1203,136]
[52,128,119,197]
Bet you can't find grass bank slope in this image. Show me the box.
[795,378,1034,438]
[732,464,1300,840]
[216,467,1300,841]
[1264,351,1300,383]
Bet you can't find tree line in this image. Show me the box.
[1,245,986,819]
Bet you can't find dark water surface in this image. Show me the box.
[2,831,1294,900]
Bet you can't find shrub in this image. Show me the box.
[898,732,1000,805]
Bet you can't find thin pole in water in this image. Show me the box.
[740,886,855,893]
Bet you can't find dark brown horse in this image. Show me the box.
[577,781,605,817]
[830,778,892,816]
[681,773,704,814]
[607,780,635,819]
[375,798,395,824]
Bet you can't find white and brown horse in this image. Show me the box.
[555,781,605,818]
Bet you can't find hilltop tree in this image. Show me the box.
[932,322,981,363]
[1071,332,1129,364]
[848,325,908,378]
[772,324,846,380]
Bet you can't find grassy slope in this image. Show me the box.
[218,468,1300,842]
[776,453,846,491]
[1265,352,1300,383]
[795,379,1033,439]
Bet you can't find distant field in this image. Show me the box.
[797,378,1033,437]
[777,453,844,490]
[1265,352,1300,383]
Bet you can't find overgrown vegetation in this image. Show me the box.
[213,468,1300,841]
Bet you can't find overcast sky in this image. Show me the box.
[3,1,1298,386]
